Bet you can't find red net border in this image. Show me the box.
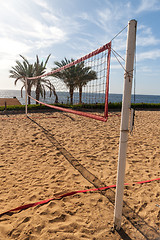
[27,42,111,80]
[27,41,111,122]
[28,95,108,122]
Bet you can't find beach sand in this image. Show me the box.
[0,110,159,240]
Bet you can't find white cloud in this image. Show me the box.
[32,0,51,11]
[0,38,31,58]
[0,11,67,52]
[41,9,82,37]
[98,8,112,24]
[136,0,160,13]
[137,24,160,47]
[138,25,152,35]
[138,65,152,73]
[41,12,60,23]
[79,12,91,21]
[137,35,160,47]
[96,1,132,30]
[27,20,66,42]
[137,49,160,61]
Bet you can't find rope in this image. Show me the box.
[111,48,134,81]
[111,49,126,71]
[111,25,128,42]
[1,177,159,216]
[111,46,136,135]
[111,48,125,62]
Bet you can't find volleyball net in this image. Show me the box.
[26,41,111,122]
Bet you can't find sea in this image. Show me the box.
[0,89,160,105]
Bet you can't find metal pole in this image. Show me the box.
[25,77,28,115]
[113,19,137,230]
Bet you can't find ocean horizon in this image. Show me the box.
[0,89,160,105]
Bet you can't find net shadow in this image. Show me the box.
[28,116,160,240]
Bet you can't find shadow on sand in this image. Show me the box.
[28,116,160,240]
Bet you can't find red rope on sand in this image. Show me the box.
[1,177,159,216]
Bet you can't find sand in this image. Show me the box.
[0,110,159,240]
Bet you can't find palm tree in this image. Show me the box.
[10,54,58,105]
[73,61,97,104]
[33,55,58,104]
[52,58,77,105]
[9,55,34,104]
[52,58,97,104]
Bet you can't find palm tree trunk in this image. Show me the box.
[52,86,58,103]
[36,79,40,104]
[28,94,31,105]
[70,87,74,105]
[27,81,32,105]
[79,85,82,104]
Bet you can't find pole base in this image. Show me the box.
[113,217,122,231]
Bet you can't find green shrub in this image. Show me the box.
[0,102,160,112]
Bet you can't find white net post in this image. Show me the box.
[113,19,137,230]
[25,77,28,115]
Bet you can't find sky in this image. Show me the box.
[0,0,160,95]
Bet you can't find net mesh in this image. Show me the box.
[27,41,111,122]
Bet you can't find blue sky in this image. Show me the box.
[0,0,160,95]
